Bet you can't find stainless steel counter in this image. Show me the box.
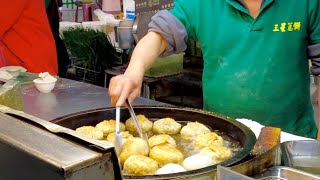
[0,76,167,121]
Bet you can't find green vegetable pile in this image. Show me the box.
[61,27,122,71]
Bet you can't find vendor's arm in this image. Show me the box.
[0,0,27,37]
[109,32,166,106]
[109,10,188,106]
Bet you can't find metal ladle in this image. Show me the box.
[125,99,150,149]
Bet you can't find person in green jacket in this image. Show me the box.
[108,0,320,138]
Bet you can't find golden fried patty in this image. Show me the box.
[199,145,232,163]
[123,155,159,175]
[152,118,182,135]
[125,114,153,132]
[119,137,149,165]
[149,144,184,166]
[149,134,176,148]
[180,122,211,140]
[194,132,223,148]
[75,126,104,140]
[96,120,125,136]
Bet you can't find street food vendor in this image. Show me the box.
[108,0,320,138]
[0,0,58,75]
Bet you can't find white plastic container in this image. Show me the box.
[102,0,121,14]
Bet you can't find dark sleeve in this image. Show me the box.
[308,0,320,75]
[309,44,320,75]
[148,10,188,57]
[46,0,60,34]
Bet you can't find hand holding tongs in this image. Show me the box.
[125,99,150,149]
[114,106,122,155]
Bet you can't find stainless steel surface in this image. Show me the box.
[281,140,320,175]
[0,112,120,180]
[254,166,320,180]
[132,15,139,43]
[257,175,285,179]
[0,104,113,152]
[217,166,287,180]
[209,145,282,180]
[125,99,149,149]
[117,20,134,49]
[218,147,317,180]
[230,145,282,177]
[0,75,165,121]
[217,166,254,180]
[115,106,122,155]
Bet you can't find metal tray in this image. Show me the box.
[254,166,320,180]
[217,166,320,180]
[281,140,320,175]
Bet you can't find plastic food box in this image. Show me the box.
[144,53,184,78]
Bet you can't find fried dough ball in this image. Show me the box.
[149,144,184,166]
[96,120,125,136]
[149,134,176,148]
[194,132,223,148]
[125,114,153,132]
[180,122,211,140]
[119,137,149,165]
[107,131,134,144]
[75,126,104,140]
[199,145,232,163]
[123,155,159,175]
[152,118,182,135]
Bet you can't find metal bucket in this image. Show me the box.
[116,20,134,49]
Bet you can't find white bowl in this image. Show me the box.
[33,79,57,93]
[0,66,27,78]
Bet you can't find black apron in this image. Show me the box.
[46,0,70,78]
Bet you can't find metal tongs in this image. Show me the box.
[125,99,150,149]
[114,106,122,155]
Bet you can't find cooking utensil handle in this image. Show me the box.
[125,99,144,138]
[0,104,113,151]
[114,106,122,155]
[116,107,120,132]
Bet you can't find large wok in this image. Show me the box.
[52,106,256,179]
